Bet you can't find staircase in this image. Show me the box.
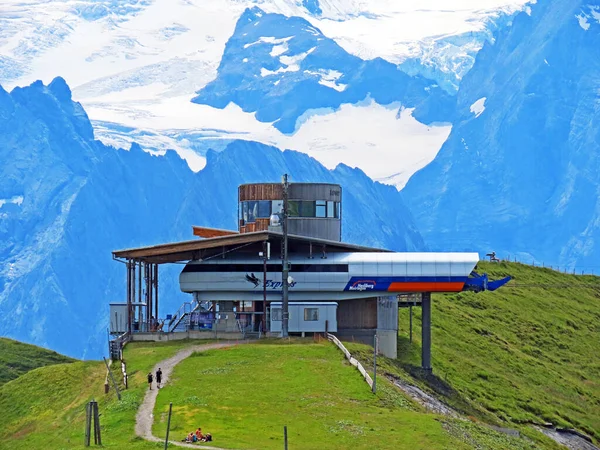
[167,298,204,333]
[239,320,263,340]
[108,332,129,360]
[109,340,121,360]
[244,331,261,340]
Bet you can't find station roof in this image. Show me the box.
[192,226,239,238]
[112,230,389,264]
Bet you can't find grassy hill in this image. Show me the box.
[0,339,199,450]
[153,342,538,450]
[0,338,74,385]
[350,261,600,444]
[0,339,541,450]
[0,261,597,449]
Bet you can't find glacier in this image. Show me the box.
[0,78,424,358]
[401,0,600,272]
[0,0,531,188]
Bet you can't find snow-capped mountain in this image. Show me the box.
[402,0,600,271]
[0,78,424,358]
[0,0,530,188]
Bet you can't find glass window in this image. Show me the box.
[316,200,326,218]
[239,202,244,224]
[335,202,341,219]
[258,200,271,218]
[288,200,300,217]
[304,308,319,321]
[242,201,249,223]
[327,201,334,218]
[271,308,282,321]
[272,200,283,214]
[300,201,316,217]
[247,201,258,222]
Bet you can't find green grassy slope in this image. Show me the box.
[352,262,600,444]
[0,338,74,385]
[154,341,537,450]
[2,261,597,449]
[0,340,199,450]
[0,339,539,450]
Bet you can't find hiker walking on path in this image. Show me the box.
[147,372,153,390]
[156,368,163,389]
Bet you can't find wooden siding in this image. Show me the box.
[239,183,342,202]
[239,183,283,201]
[192,226,239,238]
[337,298,377,329]
[240,218,270,234]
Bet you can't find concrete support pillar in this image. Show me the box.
[377,296,398,358]
[421,292,432,372]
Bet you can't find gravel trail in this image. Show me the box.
[135,341,247,449]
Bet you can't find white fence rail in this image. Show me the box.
[326,333,373,389]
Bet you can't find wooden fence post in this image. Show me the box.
[84,402,91,446]
[103,357,121,400]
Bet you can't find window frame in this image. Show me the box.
[242,201,249,223]
[303,308,319,321]
[316,200,326,218]
[257,200,272,219]
[271,308,282,321]
[247,200,258,223]
[299,201,316,218]
[272,200,283,215]
[288,200,300,217]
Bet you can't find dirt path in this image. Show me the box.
[135,341,247,449]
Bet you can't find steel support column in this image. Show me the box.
[409,305,413,343]
[281,174,289,338]
[126,260,130,335]
[137,262,142,326]
[127,260,133,335]
[421,292,432,372]
[148,263,153,327]
[131,261,136,332]
[154,264,159,322]
[144,262,149,326]
[263,241,267,333]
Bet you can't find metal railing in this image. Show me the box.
[109,331,130,361]
[167,298,202,332]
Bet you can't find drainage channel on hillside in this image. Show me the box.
[388,374,599,450]
[537,427,599,450]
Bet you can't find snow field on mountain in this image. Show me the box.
[85,90,451,188]
[0,0,529,189]
[470,97,487,118]
[1,0,531,91]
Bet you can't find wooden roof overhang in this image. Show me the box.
[192,226,239,238]
[112,231,389,264]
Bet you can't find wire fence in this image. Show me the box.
[483,254,600,277]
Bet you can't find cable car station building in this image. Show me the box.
[111,181,483,368]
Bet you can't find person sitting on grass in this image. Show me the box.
[183,432,194,443]
[195,428,203,441]
[202,433,213,442]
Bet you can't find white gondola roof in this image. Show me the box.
[189,252,480,264]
